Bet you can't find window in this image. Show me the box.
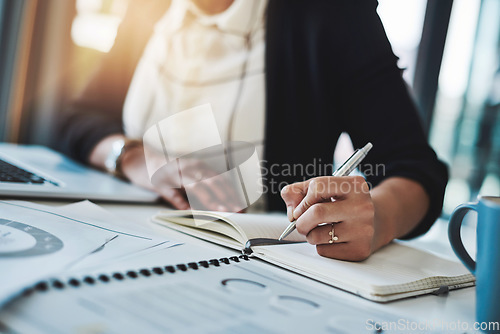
[71,0,128,53]
[430,0,500,215]
[377,0,427,85]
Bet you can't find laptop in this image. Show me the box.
[0,143,158,203]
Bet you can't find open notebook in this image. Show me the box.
[152,210,475,302]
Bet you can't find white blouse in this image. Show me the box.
[123,0,267,159]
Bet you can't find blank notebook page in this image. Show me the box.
[156,211,305,242]
[225,213,305,241]
[254,242,474,295]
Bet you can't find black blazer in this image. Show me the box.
[59,0,448,239]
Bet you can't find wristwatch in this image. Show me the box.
[104,138,142,179]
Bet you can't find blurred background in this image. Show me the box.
[0,0,498,216]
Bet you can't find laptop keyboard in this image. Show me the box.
[0,159,48,184]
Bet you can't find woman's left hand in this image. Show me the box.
[281,176,377,261]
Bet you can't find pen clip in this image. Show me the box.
[332,149,359,177]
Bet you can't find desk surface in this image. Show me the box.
[1,200,477,333]
[96,202,477,326]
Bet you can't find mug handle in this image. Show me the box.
[448,203,476,274]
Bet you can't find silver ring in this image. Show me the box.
[328,224,338,244]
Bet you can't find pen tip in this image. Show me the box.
[363,142,373,151]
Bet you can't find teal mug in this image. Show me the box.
[448,196,500,330]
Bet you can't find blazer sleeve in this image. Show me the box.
[56,0,169,163]
[324,0,449,239]
[265,0,447,238]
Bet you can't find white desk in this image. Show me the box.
[0,201,477,333]
[110,203,477,323]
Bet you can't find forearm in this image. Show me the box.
[370,177,430,251]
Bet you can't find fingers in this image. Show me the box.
[304,223,374,261]
[295,196,374,236]
[305,222,374,246]
[125,148,242,211]
[305,223,343,245]
[201,177,238,211]
[293,176,369,220]
[287,177,375,261]
[184,177,243,211]
[208,174,244,212]
[280,180,311,221]
[184,181,219,210]
[180,162,219,184]
[151,158,243,212]
[157,188,190,210]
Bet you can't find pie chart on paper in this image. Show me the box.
[0,218,63,257]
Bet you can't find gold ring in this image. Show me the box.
[328,224,338,244]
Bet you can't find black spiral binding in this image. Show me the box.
[23,255,250,296]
